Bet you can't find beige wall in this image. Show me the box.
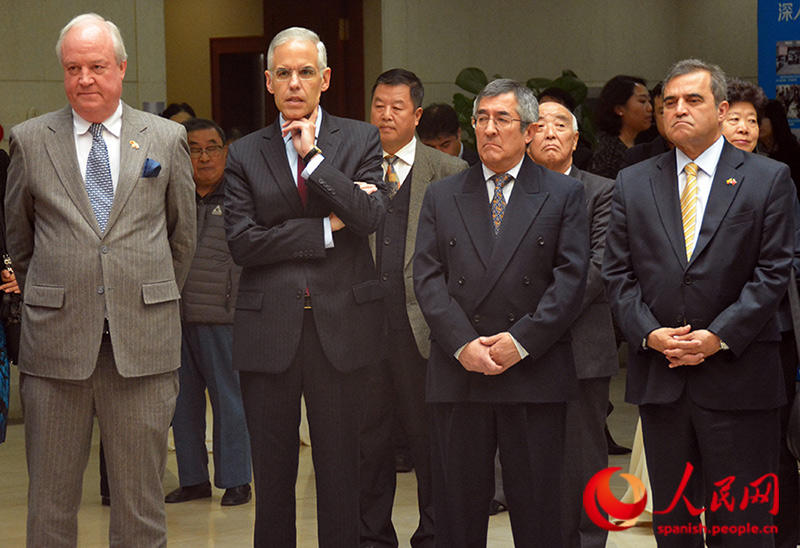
[0,0,167,149]
[370,0,758,107]
[164,0,263,120]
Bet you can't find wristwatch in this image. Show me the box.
[303,146,322,164]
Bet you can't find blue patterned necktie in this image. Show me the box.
[491,173,512,235]
[85,123,114,232]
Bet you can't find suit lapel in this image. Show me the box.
[405,142,434,269]
[105,104,147,235]
[650,151,688,268]
[455,165,494,267]
[261,120,304,215]
[471,159,547,308]
[690,142,744,262]
[44,107,103,237]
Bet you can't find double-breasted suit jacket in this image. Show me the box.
[603,141,795,411]
[6,103,196,379]
[224,111,386,374]
[413,156,590,403]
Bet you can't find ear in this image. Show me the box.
[717,100,729,123]
[523,122,536,145]
[265,70,274,95]
[572,131,579,152]
[413,106,423,126]
[119,60,127,80]
[320,67,332,92]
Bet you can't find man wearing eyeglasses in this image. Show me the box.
[413,79,589,547]
[163,118,252,507]
[224,27,386,547]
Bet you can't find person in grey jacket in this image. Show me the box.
[165,118,252,506]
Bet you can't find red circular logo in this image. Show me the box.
[583,467,648,531]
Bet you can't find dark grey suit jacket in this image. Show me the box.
[224,111,386,374]
[369,141,467,358]
[569,167,619,379]
[413,156,590,403]
[6,104,196,379]
[603,140,795,410]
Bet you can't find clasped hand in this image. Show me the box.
[458,333,521,376]
[646,325,721,368]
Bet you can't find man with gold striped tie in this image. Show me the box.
[603,59,795,548]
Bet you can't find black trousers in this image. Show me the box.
[640,391,780,548]
[240,310,367,548]
[431,400,567,548]
[359,326,433,548]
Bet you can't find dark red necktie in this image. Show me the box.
[297,156,308,207]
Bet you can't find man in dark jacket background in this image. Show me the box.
[165,118,252,506]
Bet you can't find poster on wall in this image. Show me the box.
[759,1,800,129]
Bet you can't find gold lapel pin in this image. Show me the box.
[726,178,737,186]
[130,140,140,149]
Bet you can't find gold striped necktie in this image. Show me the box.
[384,155,399,199]
[680,162,699,260]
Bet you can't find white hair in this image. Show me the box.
[56,13,127,64]
[267,27,327,71]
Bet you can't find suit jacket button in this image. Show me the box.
[382,273,389,281]
[458,276,465,285]
[473,314,480,323]
[684,275,692,285]
[101,245,109,254]
[97,286,105,295]
[522,276,530,285]
[537,236,545,246]
[677,315,684,324]
[387,205,394,213]
[297,290,303,299]
[449,238,456,246]
[507,313,515,322]
[384,237,391,245]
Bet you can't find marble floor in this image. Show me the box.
[0,370,657,547]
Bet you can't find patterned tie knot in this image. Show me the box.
[685,162,698,178]
[385,155,398,166]
[492,173,512,188]
[89,123,105,140]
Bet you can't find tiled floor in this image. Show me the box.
[0,369,656,547]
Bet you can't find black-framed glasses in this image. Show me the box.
[189,145,224,159]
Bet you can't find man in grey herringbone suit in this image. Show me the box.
[6,13,195,547]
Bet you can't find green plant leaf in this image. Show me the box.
[526,78,553,93]
[455,68,488,94]
[552,74,588,105]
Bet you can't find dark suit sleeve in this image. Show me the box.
[413,183,480,355]
[508,182,590,362]
[707,166,795,355]
[224,142,328,268]
[305,125,386,236]
[5,128,34,290]
[165,126,197,290]
[602,175,662,345]
[579,175,613,313]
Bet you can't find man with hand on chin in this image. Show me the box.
[224,26,386,548]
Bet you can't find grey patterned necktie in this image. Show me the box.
[384,155,399,199]
[85,123,114,232]
[491,173,512,235]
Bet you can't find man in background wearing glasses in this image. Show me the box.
[164,118,252,507]
[413,79,589,547]
[224,27,386,547]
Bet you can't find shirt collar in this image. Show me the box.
[676,135,725,177]
[384,136,416,166]
[481,156,525,182]
[279,106,323,145]
[72,102,123,138]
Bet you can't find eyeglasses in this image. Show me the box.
[189,145,224,159]
[471,114,526,130]
[271,67,319,81]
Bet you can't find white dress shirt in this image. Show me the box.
[383,137,417,186]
